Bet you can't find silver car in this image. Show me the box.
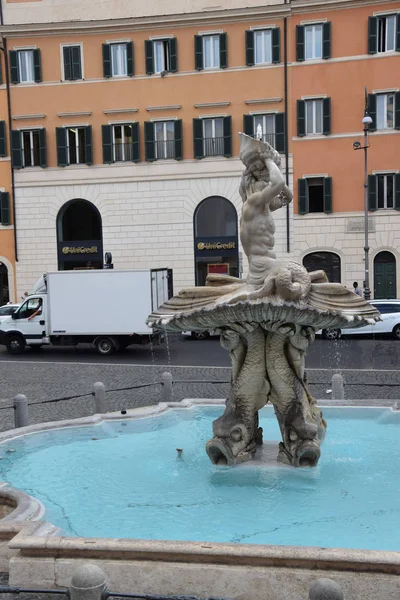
[321,300,400,340]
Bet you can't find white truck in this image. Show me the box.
[0,269,171,355]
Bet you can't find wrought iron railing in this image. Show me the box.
[204,137,224,157]
[155,139,176,159]
[254,132,275,146]
[114,142,133,162]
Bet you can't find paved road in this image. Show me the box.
[0,334,400,369]
[0,335,399,434]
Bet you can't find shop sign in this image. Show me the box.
[194,237,237,256]
[58,240,103,262]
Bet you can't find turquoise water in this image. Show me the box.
[0,406,399,551]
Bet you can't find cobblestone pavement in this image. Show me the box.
[0,361,399,433]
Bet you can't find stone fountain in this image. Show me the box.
[147,134,380,468]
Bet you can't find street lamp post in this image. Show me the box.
[354,93,373,301]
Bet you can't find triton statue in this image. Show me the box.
[147,134,380,468]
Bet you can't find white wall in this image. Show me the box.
[14,157,294,299]
[294,211,400,297]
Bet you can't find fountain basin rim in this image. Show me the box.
[0,399,398,445]
[6,518,400,575]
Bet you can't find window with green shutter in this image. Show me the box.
[322,22,331,59]
[243,114,254,137]
[39,129,47,167]
[367,93,377,131]
[56,127,68,167]
[395,174,400,210]
[18,129,46,167]
[10,49,41,83]
[296,25,305,61]
[103,123,140,163]
[368,174,377,211]
[194,35,203,70]
[274,113,285,153]
[298,177,331,214]
[272,28,281,63]
[368,16,378,54]
[298,178,308,214]
[174,120,183,160]
[223,115,232,157]
[0,121,6,157]
[323,177,332,213]
[63,45,82,81]
[11,130,23,169]
[127,41,134,77]
[33,49,41,83]
[323,97,331,135]
[102,124,113,164]
[245,30,254,66]
[145,40,154,75]
[84,126,92,165]
[297,99,306,136]
[0,192,10,226]
[9,50,19,84]
[193,118,204,159]
[102,44,111,78]
[144,121,156,161]
[148,38,178,74]
[219,33,228,69]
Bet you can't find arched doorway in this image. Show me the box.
[303,251,341,283]
[0,262,9,305]
[374,251,396,299]
[193,196,239,286]
[57,199,103,270]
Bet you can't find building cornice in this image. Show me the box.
[290,0,395,15]
[0,5,291,37]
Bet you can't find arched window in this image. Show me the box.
[0,262,9,305]
[374,251,396,299]
[303,251,341,283]
[194,196,238,238]
[193,196,239,286]
[56,199,103,270]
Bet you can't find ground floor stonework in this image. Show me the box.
[10,157,400,301]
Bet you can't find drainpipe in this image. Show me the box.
[0,0,18,262]
[283,14,290,254]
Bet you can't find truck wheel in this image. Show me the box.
[6,334,26,355]
[95,337,115,356]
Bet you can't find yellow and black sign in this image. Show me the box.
[197,241,235,251]
[62,246,98,255]
[194,237,238,257]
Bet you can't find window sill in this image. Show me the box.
[0,224,13,230]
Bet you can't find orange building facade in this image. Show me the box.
[0,0,398,300]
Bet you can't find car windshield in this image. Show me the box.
[0,306,17,316]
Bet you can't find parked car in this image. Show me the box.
[0,303,20,317]
[182,330,218,340]
[320,300,400,340]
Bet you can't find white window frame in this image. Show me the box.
[377,173,395,209]
[305,99,323,135]
[253,114,275,144]
[377,14,397,53]
[60,42,84,82]
[66,127,85,165]
[154,121,175,160]
[202,34,220,69]
[20,129,40,167]
[110,42,128,77]
[304,23,323,60]
[202,117,224,156]
[17,49,35,83]
[112,123,133,162]
[254,29,272,65]
[377,93,395,129]
[153,39,170,74]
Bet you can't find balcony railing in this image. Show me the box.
[204,136,224,157]
[113,142,133,162]
[254,133,276,146]
[155,139,176,160]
